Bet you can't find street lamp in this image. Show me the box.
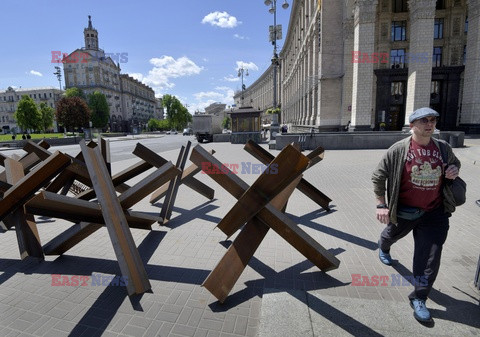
[53,66,62,90]
[265,0,288,137]
[265,0,289,110]
[237,66,248,105]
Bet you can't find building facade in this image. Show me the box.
[63,16,157,132]
[0,86,63,133]
[237,0,479,133]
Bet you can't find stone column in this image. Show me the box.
[315,0,344,130]
[404,0,436,125]
[461,0,480,128]
[341,17,355,128]
[350,0,378,131]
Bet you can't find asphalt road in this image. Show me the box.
[0,134,198,163]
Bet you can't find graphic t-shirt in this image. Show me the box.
[398,139,444,211]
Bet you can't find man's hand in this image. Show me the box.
[444,165,459,180]
[376,208,390,224]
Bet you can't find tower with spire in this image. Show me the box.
[84,15,99,50]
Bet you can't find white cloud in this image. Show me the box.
[139,55,203,94]
[129,73,144,81]
[193,91,224,100]
[235,61,259,72]
[191,86,235,112]
[29,70,43,77]
[233,34,248,40]
[224,75,239,82]
[202,12,241,28]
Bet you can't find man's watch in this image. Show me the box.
[376,204,388,209]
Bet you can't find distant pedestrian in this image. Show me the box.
[372,107,462,323]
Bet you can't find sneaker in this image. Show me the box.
[378,241,393,266]
[410,298,432,322]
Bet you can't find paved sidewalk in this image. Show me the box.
[0,139,478,336]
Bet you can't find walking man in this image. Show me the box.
[372,107,461,322]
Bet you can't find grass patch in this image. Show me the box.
[0,133,65,141]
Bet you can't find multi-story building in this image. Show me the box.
[205,102,227,116]
[237,0,479,133]
[0,86,63,133]
[63,16,156,132]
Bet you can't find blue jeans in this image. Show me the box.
[379,206,450,300]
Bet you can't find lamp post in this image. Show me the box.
[53,66,62,90]
[265,0,288,138]
[237,66,248,106]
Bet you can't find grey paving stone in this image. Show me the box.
[0,140,479,337]
[171,324,197,337]
[121,324,146,336]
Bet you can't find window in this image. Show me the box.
[433,47,442,67]
[392,0,408,13]
[50,93,52,98]
[391,81,404,96]
[465,16,468,34]
[436,0,445,10]
[431,81,441,99]
[390,49,405,68]
[434,18,444,39]
[391,21,407,41]
[34,94,36,99]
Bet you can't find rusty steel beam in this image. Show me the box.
[0,151,72,222]
[160,142,192,222]
[37,161,179,256]
[4,158,44,260]
[25,191,158,229]
[244,140,331,210]
[133,143,214,203]
[80,140,151,296]
[216,144,310,237]
[203,175,301,303]
[190,145,339,270]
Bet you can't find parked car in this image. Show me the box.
[166,129,177,135]
[183,127,193,136]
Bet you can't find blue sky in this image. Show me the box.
[0,0,292,113]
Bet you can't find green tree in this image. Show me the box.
[88,91,110,128]
[222,116,231,129]
[147,118,169,131]
[55,97,91,133]
[147,118,161,131]
[159,119,170,130]
[162,94,192,129]
[64,87,86,99]
[14,95,42,132]
[38,102,55,132]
